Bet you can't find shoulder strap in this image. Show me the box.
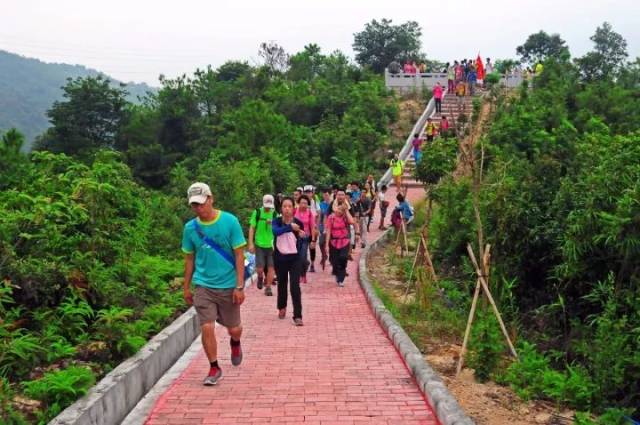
[192,219,236,268]
[255,208,261,225]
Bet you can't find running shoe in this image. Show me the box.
[293,318,304,326]
[257,275,264,290]
[203,367,222,386]
[338,281,345,287]
[309,264,315,273]
[265,287,273,296]
[230,341,243,366]
[278,309,286,319]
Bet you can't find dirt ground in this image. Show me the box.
[368,247,574,425]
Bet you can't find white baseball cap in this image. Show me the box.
[263,194,275,209]
[187,182,212,204]
[303,185,314,192]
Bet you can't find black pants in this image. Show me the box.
[275,257,303,319]
[329,244,350,283]
[435,98,442,113]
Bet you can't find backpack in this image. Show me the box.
[329,214,350,241]
[391,209,403,229]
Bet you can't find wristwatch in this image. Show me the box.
[235,286,244,291]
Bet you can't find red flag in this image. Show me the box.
[476,54,485,81]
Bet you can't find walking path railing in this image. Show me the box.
[378,95,436,189]
[385,69,524,92]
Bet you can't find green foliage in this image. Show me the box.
[353,19,423,73]
[468,312,504,382]
[516,30,569,65]
[414,137,458,186]
[575,22,629,82]
[23,366,95,423]
[0,50,152,150]
[484,72,501,86]
[0,329,45,379]
[35,76,130,158]
[428,29,640,416]
[0,377,28,425]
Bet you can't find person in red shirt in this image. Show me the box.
[440,115,450,139]
[432,82,444,113]
[324,193,355,287]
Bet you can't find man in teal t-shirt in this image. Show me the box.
[182,182,247,386]
[248,194,276,296]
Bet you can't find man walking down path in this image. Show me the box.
[181,182,247,386]
[145,185,437,425]
[248,194,276,297]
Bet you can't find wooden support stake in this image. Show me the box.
[466,243,518,359]
[456,278,481,375]
[407,236,425,285]
[456,244,490,375]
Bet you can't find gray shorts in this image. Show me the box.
[194,286,241,328]
[255,246,274,269]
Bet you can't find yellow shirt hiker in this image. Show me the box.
[391,158,404,176]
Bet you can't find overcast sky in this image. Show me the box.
[2,0,638,86]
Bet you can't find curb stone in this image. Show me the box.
[51,275,256,425]
[50,308,200,425]
[359,223,475,425]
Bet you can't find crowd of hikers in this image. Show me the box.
[181,178,413,385]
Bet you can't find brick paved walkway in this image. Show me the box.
[145,187,436,425]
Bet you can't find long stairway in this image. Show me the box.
[389,91,482,191]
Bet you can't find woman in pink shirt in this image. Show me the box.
[433,82,444,113]
[324,194,355,287]
[294,195,316,284]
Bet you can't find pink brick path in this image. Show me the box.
[145,186,436,425]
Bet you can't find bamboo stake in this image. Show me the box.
[467,243,518,359]
[400,219,409,256]
[424,244,438,282]
[457,278,481,375]
[407,236,425,285]
[456,244,490,375]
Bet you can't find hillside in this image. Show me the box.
[0,50,155,150]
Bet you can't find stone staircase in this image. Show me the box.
[388,90,483,191]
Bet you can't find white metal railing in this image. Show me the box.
[378,95,437,189]
[385,69,524,91]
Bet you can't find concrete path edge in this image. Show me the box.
[359,227,476,425]
[50,308,200,425]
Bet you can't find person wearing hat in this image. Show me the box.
[293,187,303,207]
[182,182,247,386]
[248,194,277,296]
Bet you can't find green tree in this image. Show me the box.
[35,76,130,158]
[575,22,628,82]
[516,31,569,65]
[216,60,251,82]
[258,41,289,74]
[352,19,423,73]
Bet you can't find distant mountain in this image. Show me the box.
[0,50,156,151]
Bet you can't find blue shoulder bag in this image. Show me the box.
[192,220,253,281]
